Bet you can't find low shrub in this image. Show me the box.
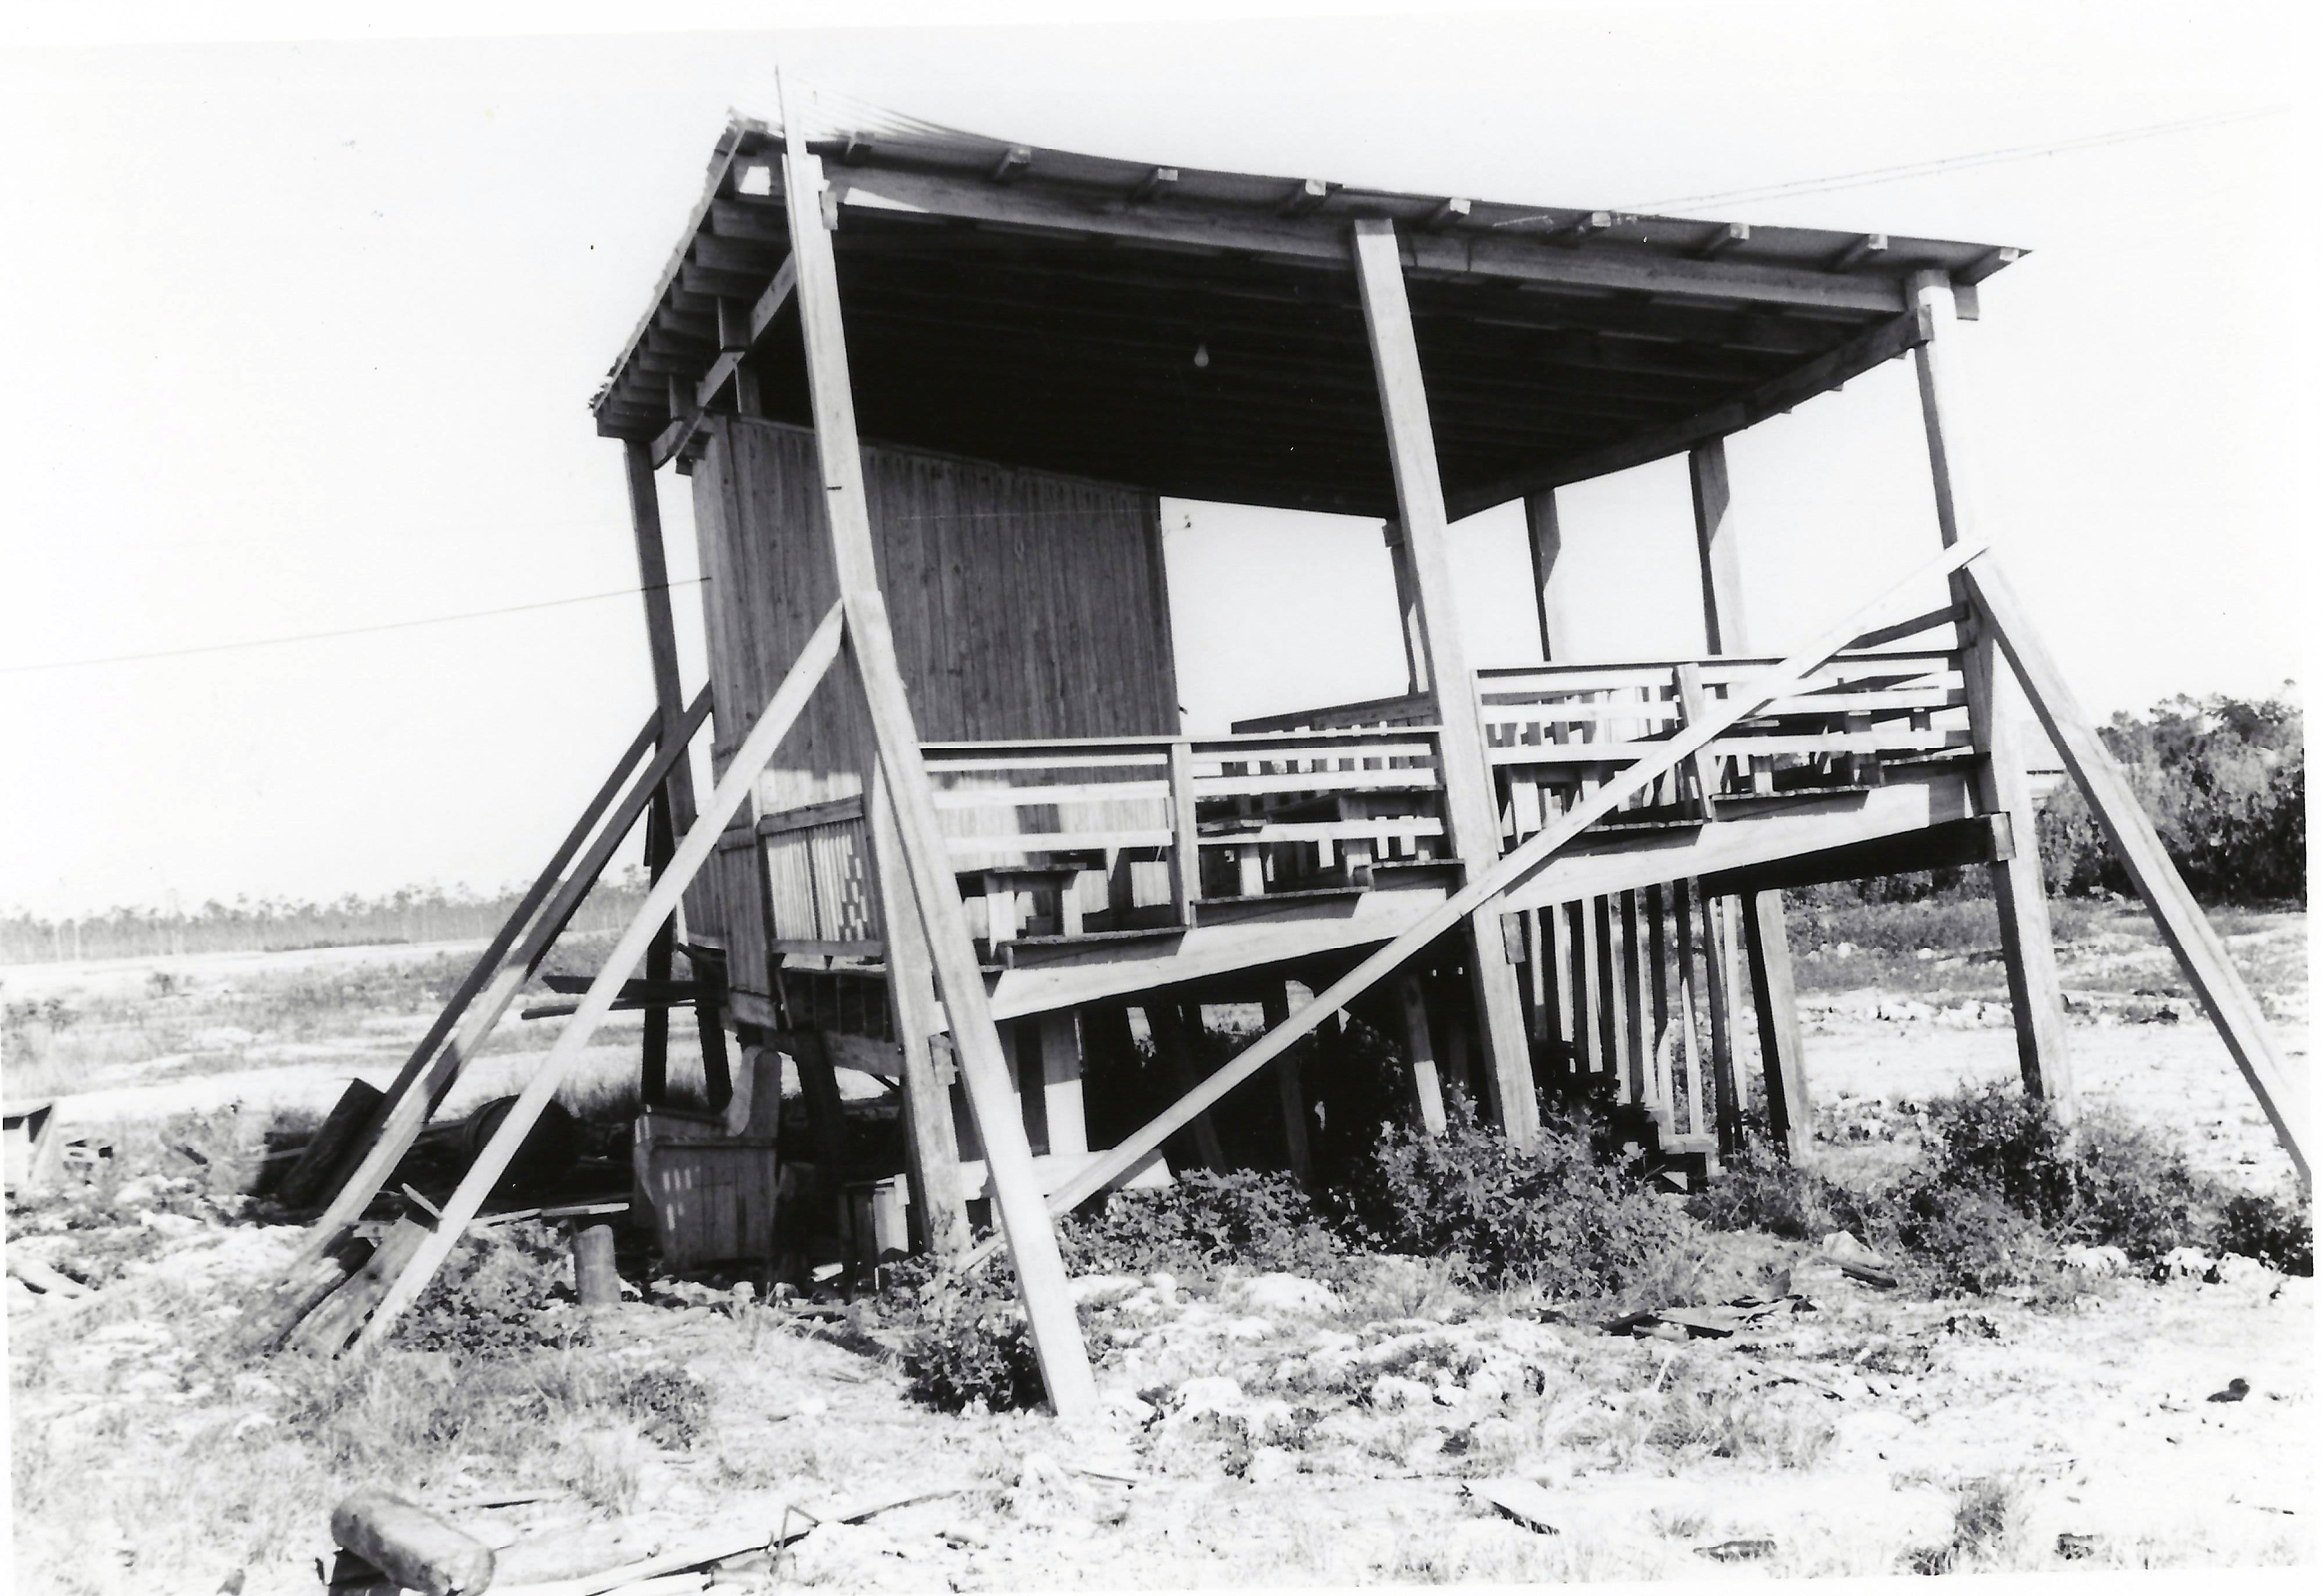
[390,1223,589,1357]
[1887,1180,2053,1296]
[1060,1169,1346,1281]
[2215,1187,2313,1275]
[1325,1100,1696,1297]
[887,1261,1047,1412]
[1686,1147,1870,1243]
[613,1364,713,1449]
[1916,1084,2217,1261]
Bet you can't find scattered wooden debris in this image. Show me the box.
[2056,1532,2100,1559]
[1466,1478,1562,1535]
[329,1487,495,1596]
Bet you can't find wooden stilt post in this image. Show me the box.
[1038,1010,1090,1159]
[1395,973,1450,1136]
[1620,891,1647,1106]
[1966,559,2309,1187]
[1354,218,1538,1150]
[1524,489,1575,659]
[1148,1000,1224,1169]
[778,117,1094,1414]
[1382,521,1431,696]
[640,786,676,1107]
[1909,269,2074,1115]
[1691,434,1808,1149]
[1260,986,1312,1179]
[1742,889,1812,1161]
[864,760,969,1260]
[1701,884,1741,1153]
[351,605,845,1353]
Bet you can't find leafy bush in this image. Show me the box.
[888,1261,1048,1412]
[613,1365,713,1449]
[1060,1169,1346,1280]
[2215,1187,2313,1275]
[1915,1084,2216,1261]
[1686,1147,1869,1242]
[1325,1100,1696,1297]
[1888,1180,2053,1296]
[390,1223,590,1357]
[2037,692,2304,904]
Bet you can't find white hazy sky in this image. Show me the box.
[2,2,2312,920]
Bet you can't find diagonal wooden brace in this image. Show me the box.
[955,534,1994,1270]
[288,690,713,1272]
[1965,559,2309,1188]
[347,603,846,1353]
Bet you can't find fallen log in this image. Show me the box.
[239,1234,372,1354]
[329,1487,495,1596]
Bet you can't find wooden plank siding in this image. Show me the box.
[687,416,1181,995]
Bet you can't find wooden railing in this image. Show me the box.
[1479,647,1971,832]
[910,727,1451,944]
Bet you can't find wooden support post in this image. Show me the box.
[1698,883,1740,1154]
[1260,987,1312,1179]
[1688,439,1745,657]
[620,434,700,832]
[1569,898,1598,1073]
[289,695,710,1273]
[1620,890,1647,1106]
[573,1223,620,1307]
[1382,521,1432,695]
[1147,1000,1224,1169]
[866,760,971,1260]
[641,786,676,1107]
[778,118,1094,1414]
[1395,973,1450,1137]
[1592,897,1621,1083]
[1742,888,1812,1162]
[1536,903,1567,1065]
[1966,558,2309,1187]
[346,603,842,1353]
[1354,217,1537,1149]
[1524,490,1575,659]
[1038,1010,1088,1159]
[1909,269,2074,1115]
[1167,740,1197,926]
[1001,1022,1044,1155]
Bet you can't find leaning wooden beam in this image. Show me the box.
[1965,559,2310,1188]
[278,707,658,1209]
[780,114,1097,1416]
[950,535,1991,1261]
[288,691,712,1272]
[1354,215,1537,1149]
[351,603,846,1354]
[1445,306,1932,518]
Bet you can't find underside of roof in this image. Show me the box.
[592,116,2022,520]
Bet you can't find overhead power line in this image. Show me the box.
[1626,105,2283,213]
[1,577,708,676]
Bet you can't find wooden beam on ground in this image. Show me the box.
[1741,888,1811,1162]
[1354,215,1538,1149]
[1909,269,2074,1114]
[349,602,846,1354]
[865,759,971,1260]
[288,693,710,1273]
[1445,306,1931,517]
[778,118,1095,1415]
[946,536,1991,1257]
[1965,558,2309,1188]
